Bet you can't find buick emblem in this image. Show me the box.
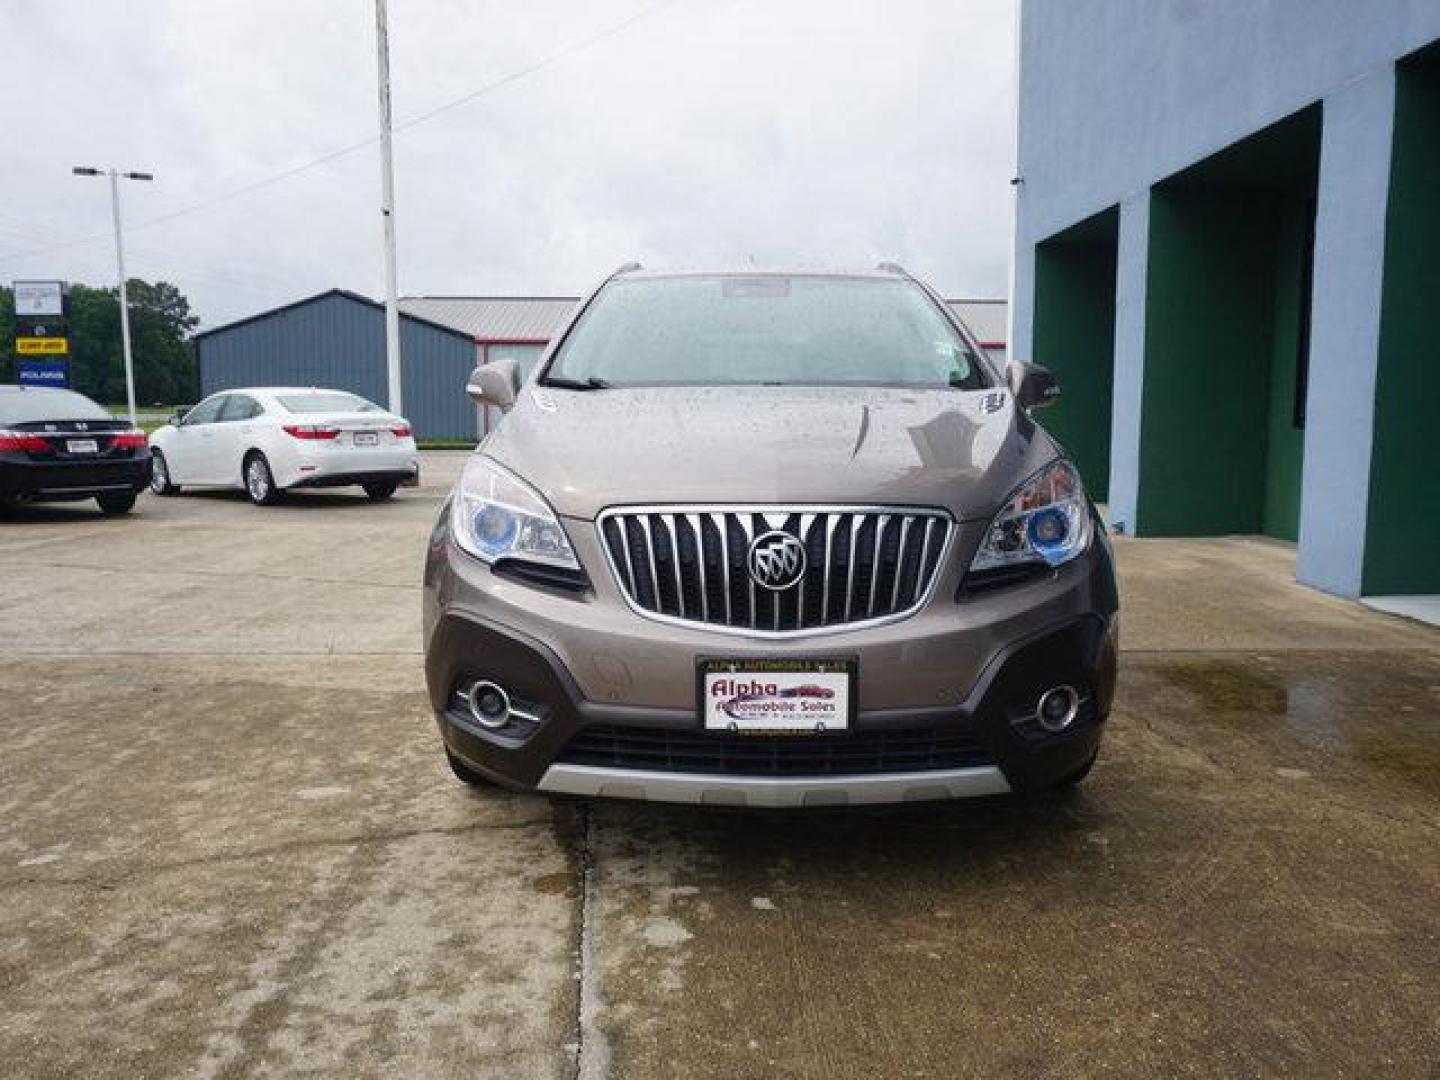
[748,531,807,591]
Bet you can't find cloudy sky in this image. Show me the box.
[0,0,1017,329]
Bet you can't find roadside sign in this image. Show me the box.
[17,336,69,355]
[11,280,70,362]
[18,360,70,388]
[14,280,65,317]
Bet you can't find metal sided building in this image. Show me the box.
[195,290,478,439]
[1010,1,1440,603]
[947,299,1007,366]
[397,296,579,439]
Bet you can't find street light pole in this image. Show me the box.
[374,0,404,417]
[107,171,139,428]
[73,166,153,428]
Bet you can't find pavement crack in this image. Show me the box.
[0,816,555,893]
[569,800,611,1080]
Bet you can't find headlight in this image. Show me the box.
[970,459,1092,572]
[450,455,579,569]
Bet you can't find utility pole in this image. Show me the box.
[1004,0,1022,366]
[374,0,404,416]
[73,166,153,428]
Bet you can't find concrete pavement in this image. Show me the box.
[1,453,1436,1078]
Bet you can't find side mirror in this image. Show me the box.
[1008,361,1060,410]
[170,408,188,426]
[467,358,519,412]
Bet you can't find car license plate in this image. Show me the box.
[699,658,855,734]
[66,439,99,454]
[353,432,379,447]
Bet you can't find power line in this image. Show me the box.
[0,0,686,267]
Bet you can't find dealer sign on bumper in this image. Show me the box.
[699,658,856,734]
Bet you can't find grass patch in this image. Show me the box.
[418,439,476,451]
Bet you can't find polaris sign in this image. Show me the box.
[18,360,71,388]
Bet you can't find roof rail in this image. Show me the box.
[875,261,908,275]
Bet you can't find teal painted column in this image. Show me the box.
[1104,193,1149,534]
[1296,68,1395,597]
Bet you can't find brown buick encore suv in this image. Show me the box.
[423,265,1118,806]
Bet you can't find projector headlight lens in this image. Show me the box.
[971,460,1092,572]
[450,455,579,569]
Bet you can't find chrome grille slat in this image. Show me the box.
[637,515,661,608]
[821,515,840,626]
[711,512,731,626]
[917,517,936,597]
[844,517,860,622]
[890,517,912,612]
[601,505,951,638]
[796,513,816,629]
[617,520,637,596]
[666,514,685,619]
[687,512,708,623]
[867,513,891,618]
[735,513,757,630]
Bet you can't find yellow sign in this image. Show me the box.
[16,337,68,355]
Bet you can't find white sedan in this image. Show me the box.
[147,387,419,505]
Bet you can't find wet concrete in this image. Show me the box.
[1,464,1437,1077]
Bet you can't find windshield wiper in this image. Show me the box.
[540,375,612,391]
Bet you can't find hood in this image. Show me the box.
[482,386,1058,523]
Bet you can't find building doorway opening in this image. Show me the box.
[1032,207,1120,501]
[1139,106,1321,540]
[1365,43,1440,595]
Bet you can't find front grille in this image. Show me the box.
[558,725,991,776]
[598,506,951,634]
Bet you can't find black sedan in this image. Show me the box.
[0,386,153,515]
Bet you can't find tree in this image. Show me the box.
[0,288,14,385]
[2,279,200,406]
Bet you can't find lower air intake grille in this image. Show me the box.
[557,725,991,777]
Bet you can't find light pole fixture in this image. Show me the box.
[72,166,153,427]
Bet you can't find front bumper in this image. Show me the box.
[0,454,152,501]
[424,512,1119,805]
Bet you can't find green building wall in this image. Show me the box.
[1134,109,1319,540]
[1031,209,1119,501]
[1365,46,1440,594]
[1138,191,1276,534]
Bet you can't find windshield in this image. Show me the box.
[277,392,379,414]
[0,389,111,425]
[544,275,990,390]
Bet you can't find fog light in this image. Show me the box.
[466,680,512,730]
[1036,685,1080,733]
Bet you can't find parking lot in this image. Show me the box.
[1,449,1437,1079]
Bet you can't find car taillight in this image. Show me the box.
[0,430,50,452]
[282,425,341,440]
[111,430,148,449]
[390,424,412,439]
